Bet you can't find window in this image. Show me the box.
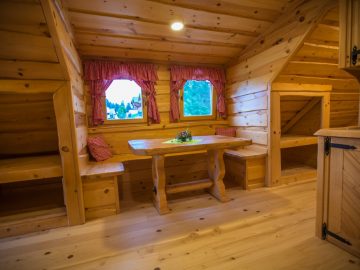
[104,79,145,123]
[181,80,215,120]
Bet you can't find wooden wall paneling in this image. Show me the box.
[236,128,268,145]
[226,0,335,187]
[0,80,65,94]
[0,30,59,62]
[0,1,49,36]
[0,60,64,80]
[236,0,338,61]
[53,85,85,225]
[41,0,88,224]
[0,130,59,157]
[269,91,281,186]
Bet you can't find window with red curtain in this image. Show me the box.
[83,60,160,126]
[169,65,227,122]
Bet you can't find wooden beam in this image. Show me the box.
[53,85,85,225]
[41,0,82,79]
[0,80,65,94]
[166,179,213,194]
[282,97,321,134]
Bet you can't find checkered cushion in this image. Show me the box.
[215,127,237,137]
[87,136,113,162]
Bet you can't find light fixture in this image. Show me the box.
[171,21,184,31]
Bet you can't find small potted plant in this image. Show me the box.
[176,129,192,142]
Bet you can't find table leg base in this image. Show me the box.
[153,199,170,215]
[207,183,230,202]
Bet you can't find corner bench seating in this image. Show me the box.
[79,140,267,220]
[80,150,208,220]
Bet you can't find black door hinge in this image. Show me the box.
[351,46,360,66]
[324,137,331,156]
[322,223,352,246]
[324,137,356,156]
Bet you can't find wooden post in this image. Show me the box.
[269,91,282,186]
[206,149,229,202]
[53,85,85,225]
[152,155,170,215]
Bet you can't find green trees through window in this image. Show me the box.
[183,80,213,117]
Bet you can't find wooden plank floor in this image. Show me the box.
[0,181,359,270]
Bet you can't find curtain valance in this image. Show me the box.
[84,60,160,125]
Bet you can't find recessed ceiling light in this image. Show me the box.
[171,21,184,31]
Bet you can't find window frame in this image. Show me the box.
[179,80,217,121]
[102,80,147,125]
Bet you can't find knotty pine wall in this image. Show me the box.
[273,7,360,128]
[0,1,64,158]
[225,0,336,149]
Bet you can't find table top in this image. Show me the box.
[128,135,252,156]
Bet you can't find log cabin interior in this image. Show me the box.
[0,0,360,269]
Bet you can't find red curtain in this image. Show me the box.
[84,60,160,125]
[169,65,226,122]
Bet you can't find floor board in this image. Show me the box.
[0,182,359,270]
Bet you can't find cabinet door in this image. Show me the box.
[339,0,360,68]
[327,137,360,257]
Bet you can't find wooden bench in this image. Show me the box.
[224,144,267,190]
[80,159,125,220]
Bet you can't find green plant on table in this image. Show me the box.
[175,129,192,142]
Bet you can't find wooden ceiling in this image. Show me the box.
[63,0,292,66]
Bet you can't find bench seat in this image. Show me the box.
[224,144,267,190]
[81,158,125,221]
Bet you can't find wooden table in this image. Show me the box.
[128,135,252,214]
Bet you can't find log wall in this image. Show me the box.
[274,7,360,128]
[0,1,64,158]
[225,0,336,149]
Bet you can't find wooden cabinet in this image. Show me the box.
[316,128,360,257]
[339,0,360,71]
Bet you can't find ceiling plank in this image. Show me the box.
[69,11,255,46]
[75,32,243,58]
[78,45,230,65]
[148,0,283,22]
[65,0,271,34]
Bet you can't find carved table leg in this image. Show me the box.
[206,149,229,202]
[152,155,170,214]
